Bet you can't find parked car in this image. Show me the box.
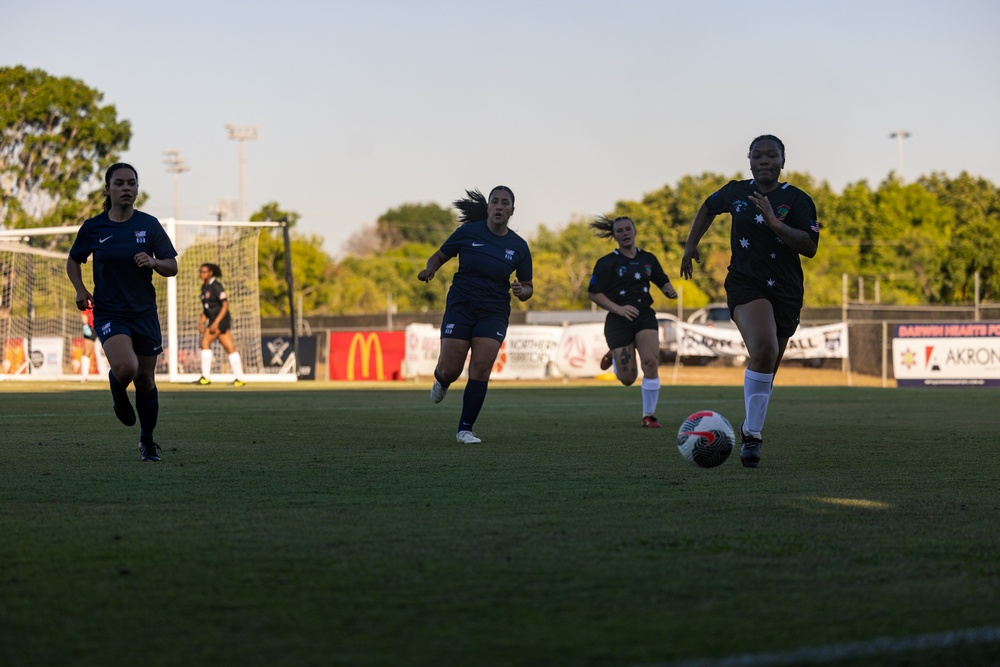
[657,313,711,366]
[686,303,734,328]
[685,303,746,366]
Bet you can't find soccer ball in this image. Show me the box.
[677,411,735,468]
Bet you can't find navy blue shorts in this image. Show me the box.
[441,297,509,343]
[725,272,801,338]
[604,308,658,349]
[94,313,164,357]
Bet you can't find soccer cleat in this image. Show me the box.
[113,393,136,427]
[195,376,211,385]
[599,350,613,371]
[138,441,161,462]
[641,415,662,429]
[430,380,447,404]
[456,430,482,444]
[232,379,246,387]
[739,421,763,468]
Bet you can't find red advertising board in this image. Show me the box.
[329,331,406,381]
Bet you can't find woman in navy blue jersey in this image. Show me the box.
[418,186,533,445]
[680,135,820,468]
[67,163,179,462]
[588,216,678,429]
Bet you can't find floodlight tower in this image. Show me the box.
[161,149,189,219]
[226,124,258,220]
[889,130,911,181]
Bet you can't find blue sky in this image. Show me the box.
[6,0,999,257]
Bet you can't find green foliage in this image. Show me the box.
[0,66,131,230]
[376,202,455,247]
[250,202,338,317]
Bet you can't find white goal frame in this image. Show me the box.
[0,219,296,383]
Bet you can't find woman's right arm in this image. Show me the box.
[66,257,92,310]
[680,202,717,280]
[418,250,451,282]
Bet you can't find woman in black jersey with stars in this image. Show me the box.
[680,135,820,469]
[196,263,245,386]
[67,163,178,462]
[418,186,533,445]
[588,215,678,429]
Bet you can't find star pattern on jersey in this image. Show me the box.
[740,237,750,249]
[755,213,765,224]
[767,279,776,288]
[770,252,777,259]
[633,271,641,280]
[619,289,626,296]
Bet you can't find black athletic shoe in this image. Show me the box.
[739,421,762,468]
[113,392,136,427]
[138,441,161,462]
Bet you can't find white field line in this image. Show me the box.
[639,625,1000,667]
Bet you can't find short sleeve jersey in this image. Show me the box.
[69,210,178,319]
[201,279,228,320]
[588,248,670,310]
[439,220,532,309]
[705,180,820,303]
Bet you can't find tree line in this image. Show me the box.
[3,66,998,317]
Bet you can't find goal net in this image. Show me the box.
[0,219,295,383]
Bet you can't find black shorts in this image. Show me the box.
[94,312,164,357]
[725,272,801,338]
[604,308,658,349]
[206,312,232,334]
[441,296,509,343]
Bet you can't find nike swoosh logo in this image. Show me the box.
[99,236,113,243]
[497,332,504,337]
[472,242,485,247]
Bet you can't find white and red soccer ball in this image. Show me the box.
[677,411,735,468]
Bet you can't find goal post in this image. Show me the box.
[0,219,296,383]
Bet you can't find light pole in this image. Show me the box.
[889,130,911,181]
[161,149,189,219]
[226,124,258,220]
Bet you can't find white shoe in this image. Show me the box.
[430,380,447,403]
[456,430,481,444]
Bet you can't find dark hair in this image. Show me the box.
[201,263,222,279]
[747,135,785,159]
[589,215,634,240]
[452,185,516,224]
[103,163,138,211]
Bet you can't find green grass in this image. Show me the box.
[1,381,999,667]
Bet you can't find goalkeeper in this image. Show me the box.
[195,263,245,386]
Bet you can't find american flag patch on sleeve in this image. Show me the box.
[810,220,821,233]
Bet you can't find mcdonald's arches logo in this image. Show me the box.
[330,331,405,381]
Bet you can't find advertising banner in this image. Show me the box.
[893,322,1000,387]
[490,325,564,380]
[554,322,610,378]
[2,338,28,375]
[330,331,406,381]
[676,322,848,360]
[261,335,317,379]
[28,337,64,377]
[404,324,441,378]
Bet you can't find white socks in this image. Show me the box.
[641,376,660,416]
[743,369,773,436]
[201,349,213,378]
[229,352,243,380]
[202,349,243,380]
[80,356,90,380]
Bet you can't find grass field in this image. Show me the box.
[1,378,999,667]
